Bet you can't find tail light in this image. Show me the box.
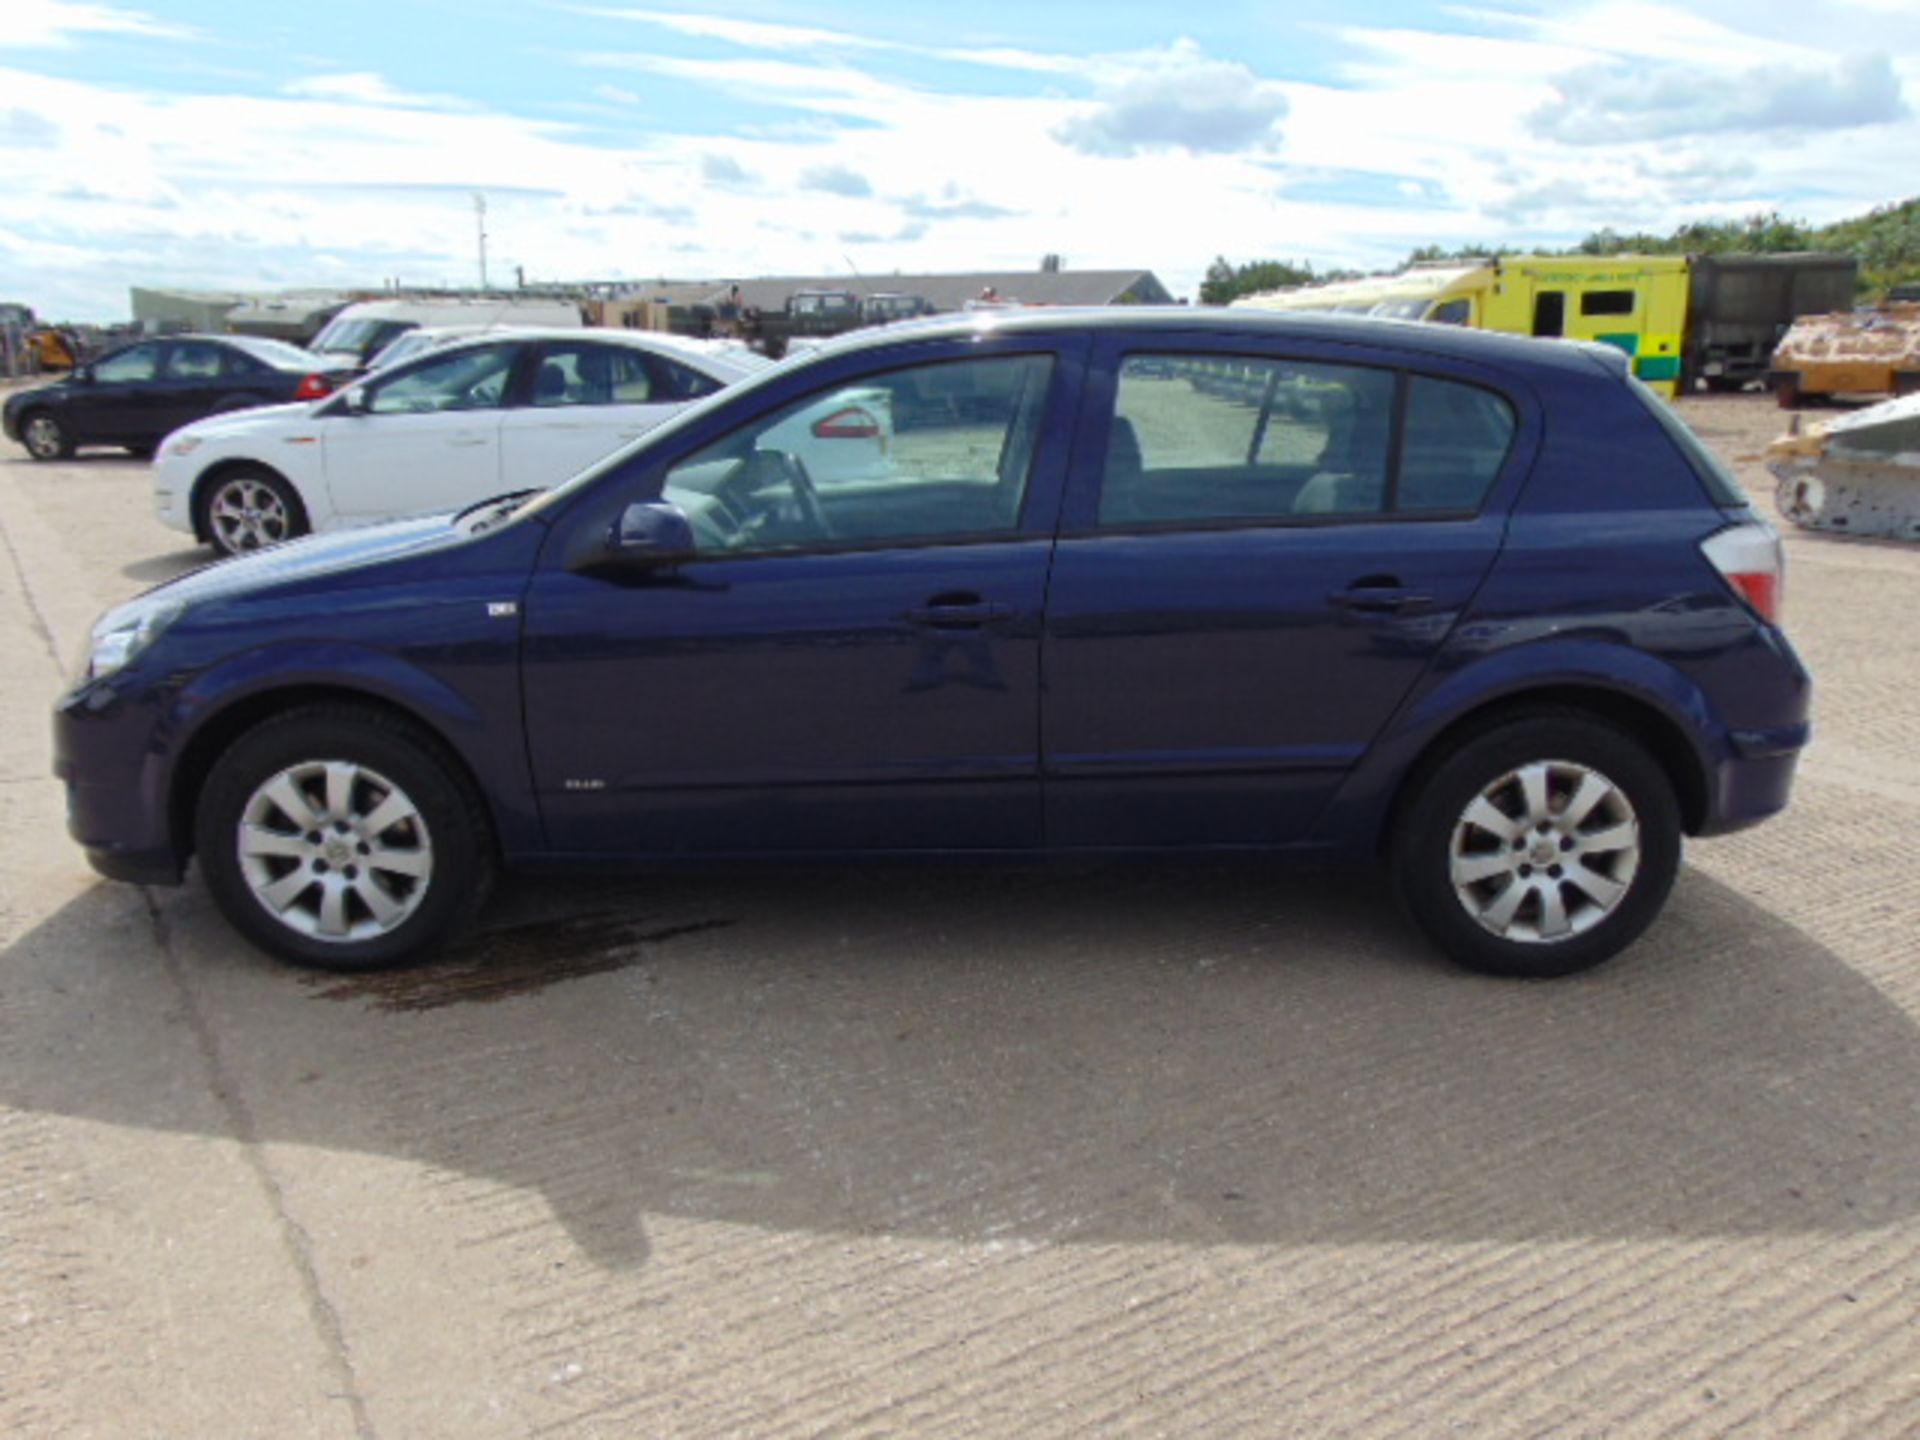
[811,405,880,439]
[292,373,334,401]
[1701,521,1784,624]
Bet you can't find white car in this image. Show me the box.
[152,329,894,556]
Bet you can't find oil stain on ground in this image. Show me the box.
[304,913,733,1013]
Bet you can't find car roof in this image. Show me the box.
[397,326,764,379]
[798,305,1625,380]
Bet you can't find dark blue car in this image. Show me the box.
[53,310,1809,977]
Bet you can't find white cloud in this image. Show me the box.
[700,152,753,187]
[1054,39,1289,157]
[1534,52,1908,143]
[801,164,872,198]
[283,72,476,112]
[0,0,192,48]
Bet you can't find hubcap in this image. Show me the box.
[236,760,433,943]
[1447,759,1641,945]
[209,478,291,552]
[24,417,61,458]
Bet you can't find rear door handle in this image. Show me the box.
[1328,586,1432,614]
[900,599,1012,628]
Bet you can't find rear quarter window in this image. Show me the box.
[1627,376,1749,507]
[1398,376,1516,512]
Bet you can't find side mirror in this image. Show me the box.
[341,386,370,415]
[608,500,695,564]
[73,365,94,384]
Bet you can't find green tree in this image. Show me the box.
[1198,257,1323,305]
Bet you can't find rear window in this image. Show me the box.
[1627,376,1748,507]
[224,336,322,372]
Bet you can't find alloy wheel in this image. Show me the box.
[209,476,293,552]
[236,759,434,943]
[24,416,65,459]
[1446,758,1641,944]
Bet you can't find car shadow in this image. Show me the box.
[4,862,1917,1271]
[0,450,150,468]
[120,549,209,585]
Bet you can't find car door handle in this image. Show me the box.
[1328,584,1432,614]
[900,598,1012,628]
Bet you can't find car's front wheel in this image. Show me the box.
[1392,713,1682,978]
[194,705,495,969]
[21,411,73,460]
[199,466,307,556]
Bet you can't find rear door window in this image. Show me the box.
[1099,353,1515,524]
[164,342,227,380]
[1100,354,1394,524]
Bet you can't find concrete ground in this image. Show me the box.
[2,393,1917,1438]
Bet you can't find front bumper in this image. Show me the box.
[150,460,195,536]
[53,679,186,888]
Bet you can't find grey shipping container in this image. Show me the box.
[1684,252,1858,391]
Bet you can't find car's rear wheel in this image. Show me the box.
[1392,714,1682,978]
[200,466,307,556]
[21,412,72,460]
[194,705,494,969]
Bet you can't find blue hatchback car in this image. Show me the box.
[54,310,1809,977]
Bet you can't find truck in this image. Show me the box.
[1234,252,1857,399]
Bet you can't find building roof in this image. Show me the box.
[609,269,1172,313]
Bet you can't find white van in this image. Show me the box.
[308,298,582,368]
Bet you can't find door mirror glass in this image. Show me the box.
[610,500,695,562]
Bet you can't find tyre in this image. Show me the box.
[1391,713,1682,979]
[198,465,308,556]
[194,705,495,969]
[1774,377,1802,409]
[20,411,73,461]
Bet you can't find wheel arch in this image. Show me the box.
[1379,683,1711,856]
[167,683,499,868]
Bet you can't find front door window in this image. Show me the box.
[662,353,1054,554]
[368,346,517,415]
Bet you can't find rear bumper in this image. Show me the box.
[1698,722,1808,837]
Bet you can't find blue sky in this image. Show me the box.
[3,0,1916,319]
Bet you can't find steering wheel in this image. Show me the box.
[777,451,834,540]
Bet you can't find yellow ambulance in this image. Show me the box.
[1236,256,1691,396]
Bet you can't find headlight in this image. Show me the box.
[79,601,184,683]
[167,435,203,458]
